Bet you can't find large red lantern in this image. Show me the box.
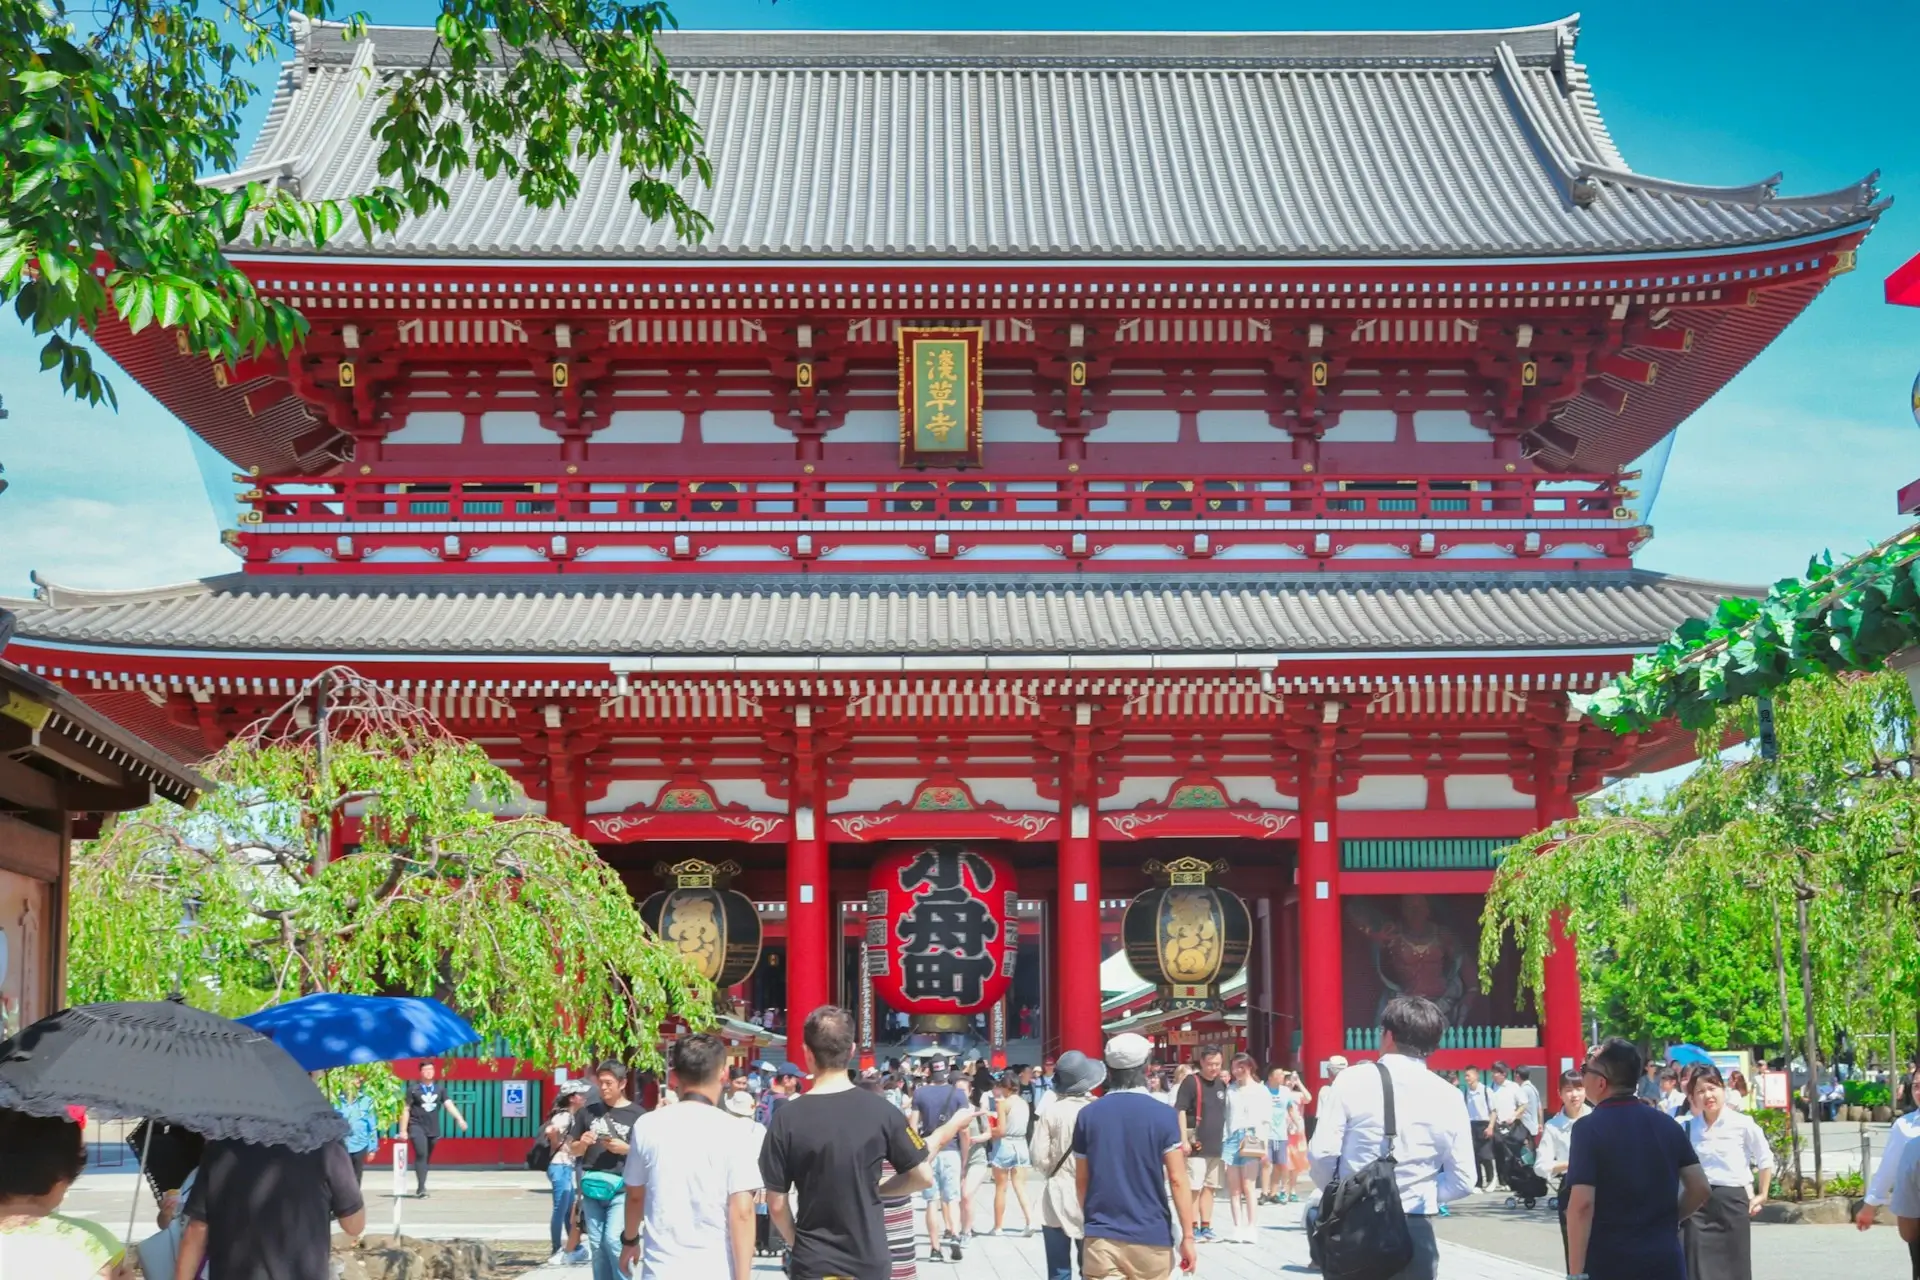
[866,845,1017,1031]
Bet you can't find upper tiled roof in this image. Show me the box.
[5,572,1734,663]
[217,18,1883,262]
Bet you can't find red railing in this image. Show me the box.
[242,472,1633,525]
[228,470,1642,572]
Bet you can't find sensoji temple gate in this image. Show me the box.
[4,18,1883,1102]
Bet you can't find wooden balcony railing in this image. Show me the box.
[227,470,1644,572]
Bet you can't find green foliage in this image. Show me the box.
[67,669,712,1070]
[1843,1080,1892,1109]
[1825,1170,1865,1199]
[1484,670,1920,1060]
[2,0,709,404]
[1752,1104,1793,1170]
[1578,526,1920,733]
[318,1062,407,1130]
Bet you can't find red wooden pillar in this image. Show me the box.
[545,749,586,836]
[1055,810,1104,1056]
[1298,751,1343,1091]
[1536,778,1584,1086]
[785,807,831,1048]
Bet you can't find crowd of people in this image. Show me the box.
[13,994,1920,1280]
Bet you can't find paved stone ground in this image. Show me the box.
[63,1165,1901,1279]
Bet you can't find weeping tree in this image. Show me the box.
[67,667,712,1071]
[1482,670,1920,1193]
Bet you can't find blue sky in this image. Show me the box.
[2,0,1916,594]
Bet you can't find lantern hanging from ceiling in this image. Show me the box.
[640,858,763,990]
[866,844,1017,1031]
[1122,857,1252,1011]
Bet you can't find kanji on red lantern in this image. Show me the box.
[867,845,1017,1019]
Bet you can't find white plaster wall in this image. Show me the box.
[1101,776,1177,810]
[1336,775,1428,810]
[598,410,685,443]
[964,777,1052,810]
[1088,410,1180,442]
[984,409,1057,442]
[387,411,465,445]
[1443,775,1534,810]
[1413,410,1490,442]
[1216,776,1299,810]
[701,410,790,443]
[710,778,781,812]
[1320,410,1397,442]
[1196,409,1277,441]
[590,779,667,814]
[829,777,919,813]
[829,410,897,443]
[480,411,553,443]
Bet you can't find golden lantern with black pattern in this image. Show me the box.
[1121,857,1252,1011]
[640,858,762,989]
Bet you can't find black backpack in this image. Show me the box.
[1311,1062,1414,1280]
[525,1132,555,1172]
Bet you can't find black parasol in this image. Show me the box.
[125,1120,206,1200]
[0,1000,347,1152]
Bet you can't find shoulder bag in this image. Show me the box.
[1311,1062,1414,1280]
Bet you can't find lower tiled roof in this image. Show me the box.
[4,572,1736,660]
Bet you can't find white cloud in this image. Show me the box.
[0,334,232,596]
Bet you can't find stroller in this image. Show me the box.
[1491,1122,1550,1209]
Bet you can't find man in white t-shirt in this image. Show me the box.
[620,1033,763,1280]
[1514,1067,1543,1141]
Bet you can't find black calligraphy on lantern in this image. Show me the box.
[894,848,1001,1007]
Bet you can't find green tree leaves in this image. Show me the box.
[2,0,709,405]
[1485,671,1920,1059]
[1579,527,1920,733]
[66,670,713,1069]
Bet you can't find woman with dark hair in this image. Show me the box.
[1681,1065,1773,1280]
[1221,1052,1269,1243]
[988,1073,1036,1235]
[0,1108,128,1278]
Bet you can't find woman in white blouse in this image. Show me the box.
[1681,1065,1774,1280]
[1222,1053,1272,1244]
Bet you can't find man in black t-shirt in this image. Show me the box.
[403,1059,468,1198]
[570,1060,644,1280]
[1174,1044,1229,1242]
[761,1005,931,1280]
[175,1139,365,1280]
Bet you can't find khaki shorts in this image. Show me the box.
[1186,1155,1227,1190]
[1083,1236,1176,1280]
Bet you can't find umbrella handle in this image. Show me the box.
[128,1121,154,1250]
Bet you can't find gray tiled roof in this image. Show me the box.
[219,18,1882,262]
[6,572,1734,660]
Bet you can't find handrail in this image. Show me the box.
[239,471,1633,527]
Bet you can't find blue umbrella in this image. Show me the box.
[239,994,479,1072]
[1667,1044,1715,1067]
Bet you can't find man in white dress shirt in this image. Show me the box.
[1308,996,1476,1280]
[1859,1067,1920,1236]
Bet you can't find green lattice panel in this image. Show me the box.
[1339,838,1509,871]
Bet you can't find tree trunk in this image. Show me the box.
[1797,892,1824,1194]
[1772,896,1804,1198]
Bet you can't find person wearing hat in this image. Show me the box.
[1073,1033,1198,1280]
[1311,1055,1348,1142]
[1031,1050,1105,1280]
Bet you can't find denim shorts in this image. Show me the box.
[919,1149,964,1204]
[990,1136,1031,1169]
